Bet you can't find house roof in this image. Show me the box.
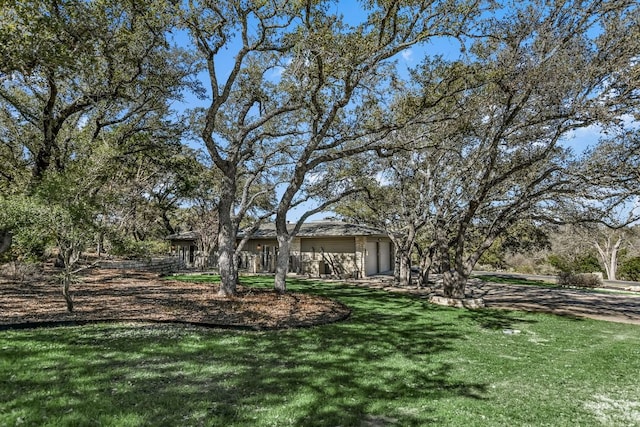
[166,231,200,241]
[166,221,387,242]
[242,221,387,239]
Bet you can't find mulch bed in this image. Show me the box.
[0,268,351,330]
[3,267,639,330]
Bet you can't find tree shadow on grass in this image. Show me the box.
[459,308,540,331]
[307,278,539,333]
[0,282,488,427]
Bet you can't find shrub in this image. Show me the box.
[109,237,151,259]
[574,254,602,274]
[0,261,43,281]
[479,244,506,269]
[548,254,571,272]
[557,272,602,288]
[547,253,601,275]
[108,237,170,259]
[619,257,640,282]
[505,253,536,274]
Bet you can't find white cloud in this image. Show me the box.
[401,49,413,62]
[270,58,293,79]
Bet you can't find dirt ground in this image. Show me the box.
[1,268,640,329]
[0,268,351,330]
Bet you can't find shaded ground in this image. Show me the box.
[473,282,640,325]
[349,276,640,325]
[2,268,640,329]
[0,268,350,330]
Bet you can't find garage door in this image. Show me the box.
[365,241,378,276]
[379,241,391,272]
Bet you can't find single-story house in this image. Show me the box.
[165,230,199,268]
[167,221,393,278]
[239,221,393,278]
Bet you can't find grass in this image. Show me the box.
[1,276,640,426]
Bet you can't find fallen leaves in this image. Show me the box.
[0,269,350,330]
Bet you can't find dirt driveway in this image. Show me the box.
[472,282,640,325]
[350,278,640,325]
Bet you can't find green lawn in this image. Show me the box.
[1,276,639,426]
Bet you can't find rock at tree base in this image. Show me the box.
[428,295,485,309]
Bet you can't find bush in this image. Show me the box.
[109,237,151,259]
[547,253,601,274]
[108,237,170,259]
[505,253,536,274]
[479,243,506,269]
[0,261,43,281]
[574,254,602,274]
[548,254,571,272]
[557,272,602,288]
[619,257,640,282]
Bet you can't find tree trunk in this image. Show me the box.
[217,229,238,296]
[390,233,415,287]
[397,249,412,287]
[62,273,74,312]
[420,268,430,287]
[0,231,12,255]
[59,243,81,313]
[161,211,176,235]
[416,243,435,287]
[442,268,467,299]
[217,196,238,296]
[595,234,622,281]
[443,245,488,299]
[274,234,291,293]
[96,231,105,258]
[610,254,618,281]
[436,226,467,298]
[393,247,401,283]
